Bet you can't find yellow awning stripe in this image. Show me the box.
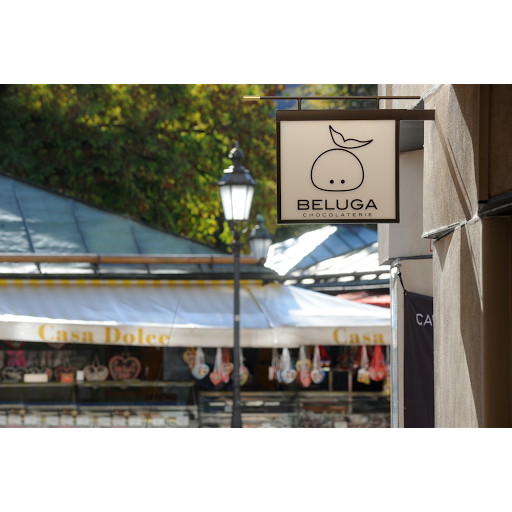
[0,278,262,287]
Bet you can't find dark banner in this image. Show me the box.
[404,291,434,428]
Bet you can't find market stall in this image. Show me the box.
[0,172,391,427]
[0,280,390,427]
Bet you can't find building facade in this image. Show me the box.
[378,84,512,428]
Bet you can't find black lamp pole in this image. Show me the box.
[231,229,243,428]
[217,142,256,429]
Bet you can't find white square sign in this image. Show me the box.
[277,112,399,224]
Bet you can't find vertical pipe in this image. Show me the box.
[390,262,400,428]
[231,229,242,428]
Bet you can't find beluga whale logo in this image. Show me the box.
[311,126,373,192]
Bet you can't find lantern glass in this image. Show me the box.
[220,183,254,223]
[249,236,272,262]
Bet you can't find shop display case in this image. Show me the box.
[0,344,202,427]
[0,344,391,427]
[0,384,389,428]
[297,392,390,428]
[0,380,199,428]
[199,391,390,428]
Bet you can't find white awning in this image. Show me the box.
[0,279,390,347]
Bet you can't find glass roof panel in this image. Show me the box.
[0,174,275,277]
[14,180,87,254]
[0,176,32,253]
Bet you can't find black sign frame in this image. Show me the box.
[276,109,432,225]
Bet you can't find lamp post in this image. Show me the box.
[249,214,272,264]
[218,141,256,428]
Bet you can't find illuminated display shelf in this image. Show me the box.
[0,380,194,388]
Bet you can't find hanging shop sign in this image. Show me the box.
[277,110,434,225]
[404,292,434,428]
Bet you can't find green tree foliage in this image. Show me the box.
[0,84,283,251]
[0,84,376,251]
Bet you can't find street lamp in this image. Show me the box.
[249,214,272,264]
[218,141,256,428]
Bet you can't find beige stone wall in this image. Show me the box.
[432,216,512,427]
[423,85,481,234]
[432,222,483,427]
[380,84,512,427]
[423,86,486,428]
